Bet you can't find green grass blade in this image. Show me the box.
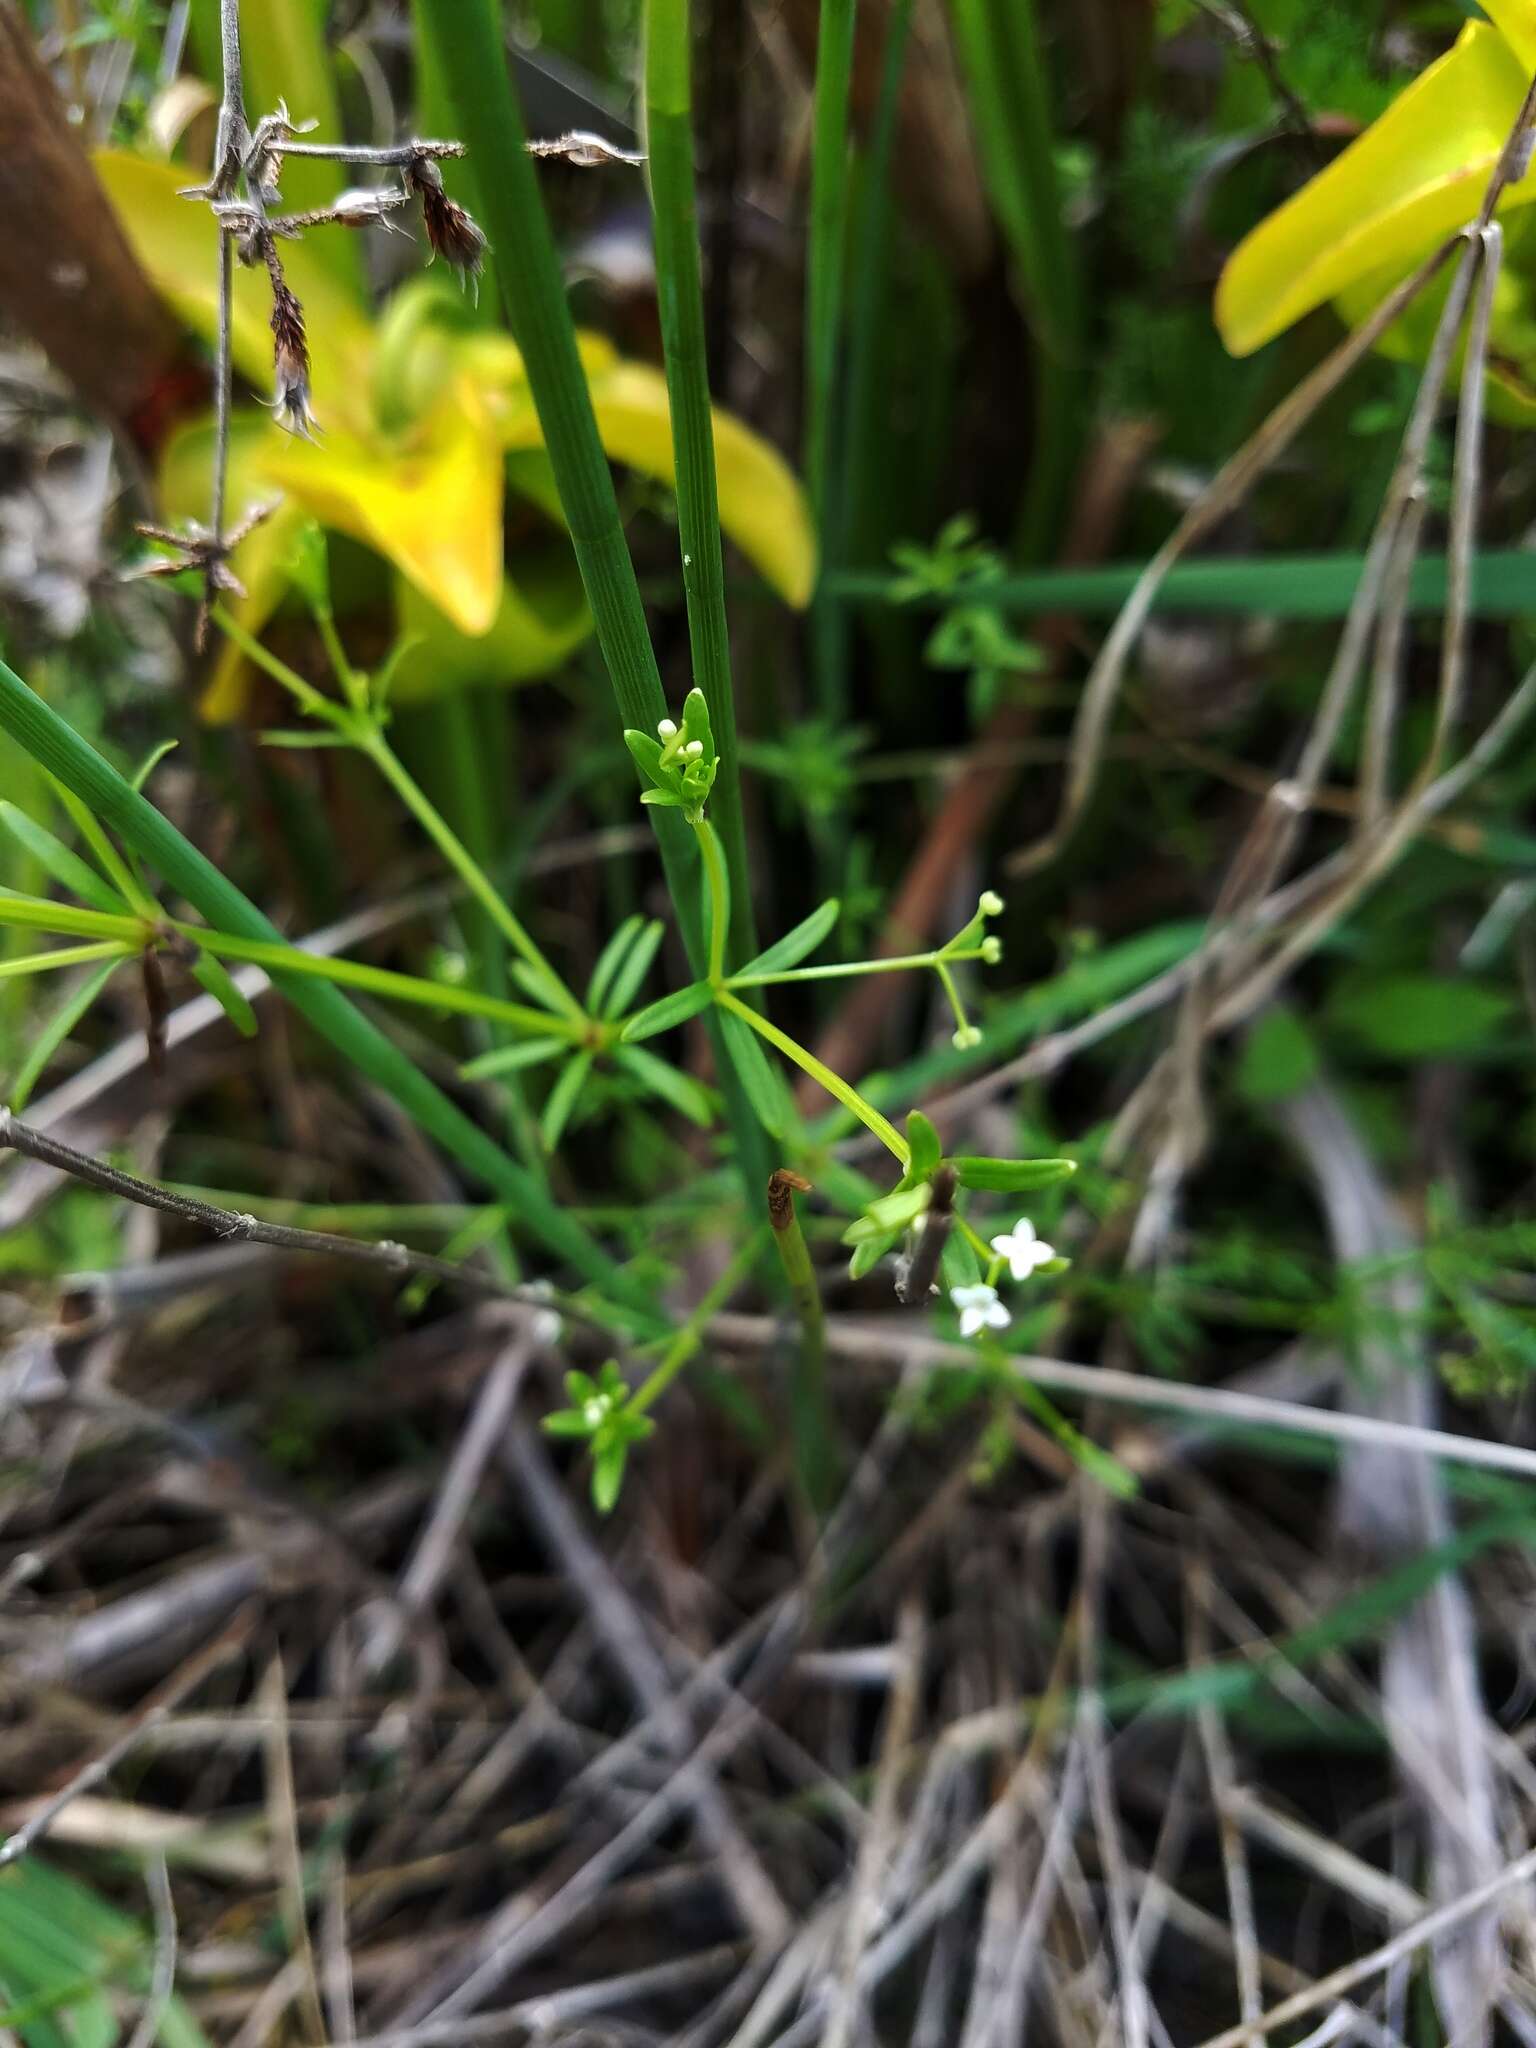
[949,0,1082,558]
[804,0,857,722]
[0,656,659,1324]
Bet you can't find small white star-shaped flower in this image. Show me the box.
[989,1217,1056,1282]
[951,1283,1010,1339]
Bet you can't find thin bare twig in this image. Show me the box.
[0,1107,597,1324]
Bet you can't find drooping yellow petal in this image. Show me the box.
[261,380,505,637]
[387,544,592,703]
[158,413,309,722]
[1216,23,1536,358]
[93,151,374,422]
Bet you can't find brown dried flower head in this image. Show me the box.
[406,154,487,291]
[268,278,317,440]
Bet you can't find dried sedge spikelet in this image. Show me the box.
[406,154,487,293]
[268,278,317,440]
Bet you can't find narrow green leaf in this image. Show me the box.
[951,1155,1077,1193]
[592,1439,629,1513]
[130,739,178,791]
[45,776,153,912]
[848,1233,899,1281]
[843,1183,932,1243]
[0,803,126,916]
[620,979,714,1042]
[189,952,259,1038]
[717,1006,789,1136]
[735,897,840,979]
[541,1049,595,1152]
[586,914,645,1015]
[602,918,665,1019]
[616,1043,715,1126]
[8,958,120,1111]
[462,1036,570,1080]
[906,1109,943,1178]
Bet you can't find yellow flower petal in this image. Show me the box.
[261,381,505,637]
[1216,23,1536,358]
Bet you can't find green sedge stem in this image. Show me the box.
[694,817,730,985]
[725,945,990,990]
[715,987,908,1164]
[626,1226,767,1420]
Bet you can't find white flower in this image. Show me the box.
[978,890,1004,917]
[684,739,704,758]
[657,718,678,740]
[951,1283,1010,1339]
[989,1217,1056,1282]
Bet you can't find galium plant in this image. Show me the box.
[0,0,1081,1516]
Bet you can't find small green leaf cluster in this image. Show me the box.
[842,1108,1076,1284]
[624,688,718,822]
[542,1360,657,1512]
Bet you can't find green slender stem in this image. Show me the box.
[0,656,655,1319]
[715,986,908,1162]
[643,0,757,969]
[214,605,583,1021]
[726,945,988,990]
[0,894,590,1041]
[694,818,730,985]
[768,1170,837,1513]
[360,732,583,1022]
[170,923,590,1038]
[626,1226,767,1420]
[418,2,776,1191]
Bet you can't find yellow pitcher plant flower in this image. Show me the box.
[97,153,814,720]
[1216,6,1536,409]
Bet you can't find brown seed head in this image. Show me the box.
[268,278,317,440]
[407,153,488,289]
